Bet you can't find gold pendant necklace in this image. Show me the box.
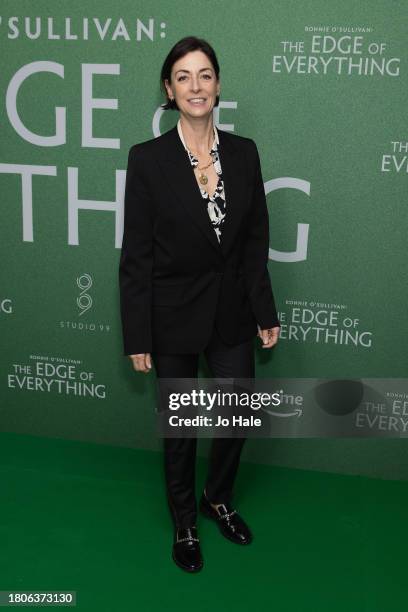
[188,133,215,185]
[197,158,213,185]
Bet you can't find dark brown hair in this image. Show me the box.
[160,36,220,111]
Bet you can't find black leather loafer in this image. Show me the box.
[199,492,253,545]
[172,526,203,572]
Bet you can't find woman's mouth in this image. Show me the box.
[188,98,207,106]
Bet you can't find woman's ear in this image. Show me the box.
[164,78,173,100]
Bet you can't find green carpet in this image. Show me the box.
[0,432,406,611]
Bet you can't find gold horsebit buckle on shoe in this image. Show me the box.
[176,536,200,543]
[176,527,200,544]
[217,509,237,521]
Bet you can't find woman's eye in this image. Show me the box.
[177,74,212,81]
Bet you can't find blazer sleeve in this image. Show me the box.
[119,144,154,355]
[243,139,280,329]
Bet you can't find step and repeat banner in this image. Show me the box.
[1,1,407,479]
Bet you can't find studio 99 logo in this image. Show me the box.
[76,273,93,316]
[1,298,13,314]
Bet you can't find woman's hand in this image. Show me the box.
[128,353,152,373]
[257,327,280,349]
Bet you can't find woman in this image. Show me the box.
[119,36,280,573]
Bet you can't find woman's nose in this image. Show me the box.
[190,77,200,91]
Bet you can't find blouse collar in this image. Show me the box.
[177,118,219,155]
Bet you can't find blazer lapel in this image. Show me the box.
[217,128,248,257]
[157,125,247,257]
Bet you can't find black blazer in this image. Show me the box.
[118,124,280,356]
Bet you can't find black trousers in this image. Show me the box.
[151,324,255,529]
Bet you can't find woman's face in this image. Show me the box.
[165,50,220,118]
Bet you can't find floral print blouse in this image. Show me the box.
[177,119,226,243]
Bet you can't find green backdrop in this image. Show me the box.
[1,0,407,479]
